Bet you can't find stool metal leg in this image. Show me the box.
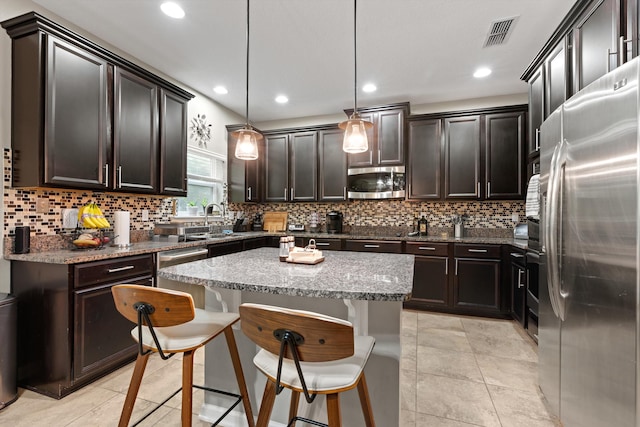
[288,390,300,426]
[326,393,341,427]
[182,350,195,427]
[119,352,150,427]
[356,373,375,427]
[256,380,278,427]
[224,325,256,427]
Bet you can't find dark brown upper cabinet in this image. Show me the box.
[545,39,569,116]
[114,68,158,193]
[527,66,544,159]
[444,115,481,199]
[2,12,193,194]
[346,103,408,168]
[227,126,263,203]
[484,111,526,200]
[265,131,318,202]
[407,119,442,200]
[318,127,348,201]
[159,89,188,196]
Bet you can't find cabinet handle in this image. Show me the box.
[247,186,252,201]
[476,182,480,197]
[107,265,135,273]
[343,186,347,200]
[468,248,488,253]
[510,253,525,258]
[518,269,524,288]
[487,181,491,197]
[619,36,633,66]
[315,242,330,246]
[104,163,109,187]
[117,165,122,189]
[284,188,288,200]
[535,129,540,151]
[378,149,381,163]
[455,259,458,276]
[290,188,294,200]
[418,246,436,251]
[445,258,449,275]
[364,244,380,248]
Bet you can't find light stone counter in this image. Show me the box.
[157,247,414,427]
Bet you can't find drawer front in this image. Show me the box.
[305,238,342,251]
[454,244,501,259]
[344,240,403,253]
[74,254,155,289]
[405,242,449,256]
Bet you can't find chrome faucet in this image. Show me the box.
[204,203,225,226]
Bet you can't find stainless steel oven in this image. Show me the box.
[157,246,209,308]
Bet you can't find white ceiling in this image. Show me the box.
[33,0,577,123]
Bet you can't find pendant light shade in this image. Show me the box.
[233,0,261,160]
[340,0,372,154]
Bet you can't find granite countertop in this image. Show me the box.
[157,247,414,301]
[4,231,528,264]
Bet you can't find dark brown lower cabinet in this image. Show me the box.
[11,254,155,398]
[453,257,501,312]
[409,256,449,307]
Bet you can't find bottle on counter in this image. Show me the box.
[279,237,289,262]
[418,216,428,236]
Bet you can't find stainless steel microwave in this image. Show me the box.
[347,166,406,199]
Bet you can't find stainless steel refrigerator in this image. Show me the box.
[538,56,639,427]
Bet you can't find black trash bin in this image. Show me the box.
[0,293,17,409]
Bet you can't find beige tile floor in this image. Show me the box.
[0,310,559,427]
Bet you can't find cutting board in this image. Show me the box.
[262,211,288,232]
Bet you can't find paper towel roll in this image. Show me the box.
[113,211,130,246]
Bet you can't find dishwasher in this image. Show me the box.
[157,246,209,308]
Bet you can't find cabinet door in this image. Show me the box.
[512,262,526,326]
[289,131,317,201]
[265,134,289,202]
[528,66,544,157]
[227,131,262,202]
[319,129,348,201]
[45,35,110,189]
[347,111,376,167]
[410,256,449,307]
[114,68,158,193]
[407,119,442,199]
[159,89,188,196]
[73,276,152,381]
[574,0,621,92]
[453,258,501,312]
[485,112,525,200]
[444,116,481,199]
[545,40,568,116]
[377,109,405,165]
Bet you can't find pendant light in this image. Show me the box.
[232,0,261,160]
[339,0,373,154]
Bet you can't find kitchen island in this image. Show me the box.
[158,247,414,426]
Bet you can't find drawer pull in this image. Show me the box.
[315,242,330,246]
[364,244,380,248]
[418,246,436,251]
[510,253,525,258]
[468,249,488,253]
[107,265,135,273]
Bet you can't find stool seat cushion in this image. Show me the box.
[132,309,239,352]
[252,335,375,393]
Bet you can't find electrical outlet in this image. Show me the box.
[62,208,79,229]
[141,209,149,221]
[36,198,49,213]
[511,213,519,223]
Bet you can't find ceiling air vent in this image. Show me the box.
[483,16,518,47]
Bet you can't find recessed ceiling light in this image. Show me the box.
[362,83,377,93]
[275,95,289,104]
[473,67,492,78]
[161,2,185,19]
[213,86,228,94]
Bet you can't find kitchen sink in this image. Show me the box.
[185,233,230,241]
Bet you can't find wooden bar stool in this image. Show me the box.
[239,303,376,427]
[111,284,255,427]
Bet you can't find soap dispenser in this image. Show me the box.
[418,216,428,236]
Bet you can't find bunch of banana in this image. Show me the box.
[77,203,111,229]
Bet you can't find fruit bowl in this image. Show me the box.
[72,230,111,250]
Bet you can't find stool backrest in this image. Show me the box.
[112,284,195,327]
[239,303,354,362]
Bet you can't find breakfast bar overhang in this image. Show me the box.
[158,247,414,426]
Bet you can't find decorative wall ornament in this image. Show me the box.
[189,114,212,147]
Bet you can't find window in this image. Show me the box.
[177,146,226,216]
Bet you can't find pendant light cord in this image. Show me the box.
[353,0,358,115]
[245,0,250,126]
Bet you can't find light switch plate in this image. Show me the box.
[62,208,79,229]
[511,213,519,223]
[141,209,149,221]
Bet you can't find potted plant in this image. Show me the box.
[186,201,198,216]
